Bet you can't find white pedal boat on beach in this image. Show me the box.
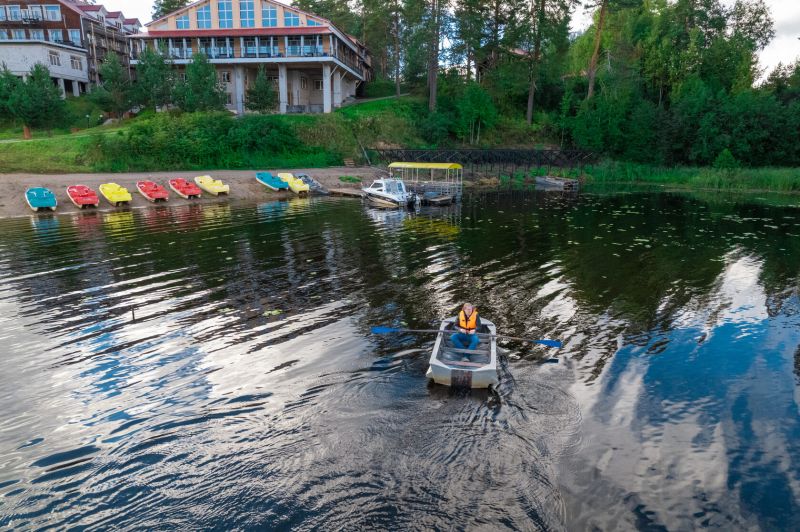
[426,316,498,389]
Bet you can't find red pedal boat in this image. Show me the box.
[66,185,100,208]
[136,180,169,203]
[168,178,202,199]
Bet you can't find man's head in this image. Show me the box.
[462,303,474,315]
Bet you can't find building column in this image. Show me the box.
[278,64,288,114]
[233,65,245,114]
[72,79,80,97]
[322,64,331,113]
[57,77,66,98]
[333,70,342,108]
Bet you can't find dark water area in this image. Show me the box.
[1,190,799,530]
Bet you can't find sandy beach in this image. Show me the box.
[0,166,384,218]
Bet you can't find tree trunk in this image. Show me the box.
[394,7,401,97]
[526,0,546,125]
[23,125,31,140]
[427,0,439,112]
[586,0,608,100]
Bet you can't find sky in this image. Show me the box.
[106,0,800,74]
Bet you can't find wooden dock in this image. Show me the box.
[329,188,365,198]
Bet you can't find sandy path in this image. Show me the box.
[0,166,386,218]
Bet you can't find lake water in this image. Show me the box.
[1,190,799,530]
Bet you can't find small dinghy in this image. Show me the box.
[66,185,99,208]
[296,173,328,194]
[136,180,169,202]
[25,187,57,212]
[256,172,289,191]
[169,178,202,199]
[426,316,498,389]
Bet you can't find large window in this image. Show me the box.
[49,51,60,66]
[48,29,63,42]
[176,15,189,29]
[287,36,300,55]
[307,19,322,26]
[27,6,42,20]
[196,4,211,29]
[284,11,299,26]
[218,1,232,28]
[0,7,6,21]
[12,29,25,40]
[0,31,7,40]
[68,29,81,45]
[7,5,21,21]
[44,5,61,21]
[30,29,44,40]
[240,0,254,28]
[70,55,82,70]
[262,5,276,27]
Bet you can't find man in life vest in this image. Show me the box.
[451,303,481,351]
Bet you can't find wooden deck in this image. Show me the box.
[329,188,365,198]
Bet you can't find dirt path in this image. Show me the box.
[0,166,386,218]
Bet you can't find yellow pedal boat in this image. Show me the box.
[194,175,230,196]
[99,183,132,206]
[277,173,310,195]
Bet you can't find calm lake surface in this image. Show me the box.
[1,190,799,530]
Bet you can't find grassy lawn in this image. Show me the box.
[0,136,92,173]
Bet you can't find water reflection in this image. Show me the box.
[0,192,799,529]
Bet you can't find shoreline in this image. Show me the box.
[0,166,383,219]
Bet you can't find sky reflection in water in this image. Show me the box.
[0,191,798,530]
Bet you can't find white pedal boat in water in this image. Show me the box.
[426,316,498,389]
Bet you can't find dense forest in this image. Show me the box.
[296,0,800,167]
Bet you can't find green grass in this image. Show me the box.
[584,161,800,193]
[339,175,361,183]
[0,136,92,173]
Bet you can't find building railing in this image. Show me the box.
[131,44,363,75]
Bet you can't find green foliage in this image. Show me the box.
[152,0,189,19]
[339,175,362,183]
[134,48,174,110]
[363,78,398,98]
[173,53,226,112]
[456,82,497,144]
[8,64,65,132]
[419,111,450,145]
[91,54,131,118]
[0,66,20,119]
[246,65,276,113]
[713,148,740,171]
[83,112,339,171]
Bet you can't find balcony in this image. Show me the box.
[131,45,362,76]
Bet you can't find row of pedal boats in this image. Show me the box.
[24,172,326,212]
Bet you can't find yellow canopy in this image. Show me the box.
[388,162,463,170]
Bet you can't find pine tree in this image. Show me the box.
[92,54,131,119]
[8,63,65,138]
[152,0,190,19]
[134,48,174,110]
[246,65,276,112]
[173,53,226,112]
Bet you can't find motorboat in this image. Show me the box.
[362,178,417,209]
[426,316,498,388]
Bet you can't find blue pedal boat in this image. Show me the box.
[256,172,289,191]
[25,187,57,212]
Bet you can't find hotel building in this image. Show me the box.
[0,0,140,96]
[131,0,372,114]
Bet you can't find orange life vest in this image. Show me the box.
[458,309,478,331]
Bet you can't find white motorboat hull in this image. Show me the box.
[426,317,498,389]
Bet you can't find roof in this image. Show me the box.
[106,11,123,17]
[77,4,103,11]
[389,162,463,170]
[124,18,141,25]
